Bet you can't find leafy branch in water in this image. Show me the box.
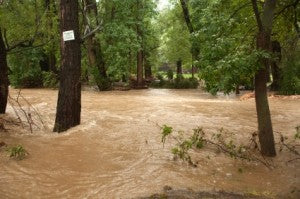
[161,125,300,168]
[276,126,300,163]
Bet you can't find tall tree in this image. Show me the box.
[0,0,42,113]
[53,0,81,132]
[251,0,277,156]
[158,6,192,73]
[83,0,110,91]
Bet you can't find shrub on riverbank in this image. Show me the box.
[150,76,199,89]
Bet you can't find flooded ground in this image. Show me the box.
[0,88,299,198]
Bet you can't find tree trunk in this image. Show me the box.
[270,40,281,91]
[0,28,9,114]
[255,64,276,156]
[136,0,144,88]
[235,85,240,95]
[49,52,57,73]
[144,57,152,80]
[252,0,277,157]
[83,0,109,91]
[53,0,81,132]
[293,1,300,39]
[191,64,195,78]
[191,48,199,78]
[45,0,57,74]
[137,50,144,87]
[86,37,107,79]
[176,60,183,76]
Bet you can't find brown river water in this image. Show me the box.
[0,88,299,198]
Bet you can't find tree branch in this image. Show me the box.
[251,0,263,32]
[3,29,9,50]
[179,0,194,34]
[227,2,252,22]
[7,41,50,54]
[81,25,102,41]
[6,6,48,51]
[274,0,299,19]
[7,40,34,51]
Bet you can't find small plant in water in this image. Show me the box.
[161,125,173,146]
[7,145,28,160]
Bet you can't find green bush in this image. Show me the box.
[150,76,199,89]
[167,69,174,80]
[172,77,199,89]
[156,73,164,81]
[42,71,59,88]
[279,54,300,95]
[154,73,166,87]
[89,67,112,91]
[8,48,44,88]
[9,67,43,88]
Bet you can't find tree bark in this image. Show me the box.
[252,0,276,157]
[136,0,144,88]
[137,50,144,87]
[144,55,152,80]
[176,60,183,76]
[45,0,57,74]
[53,0,81,132]
[0,28,9,114]
[235,85,240,95]
[270,40,281,91]
[83,0,109,91]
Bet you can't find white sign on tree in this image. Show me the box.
[63,30,75,41]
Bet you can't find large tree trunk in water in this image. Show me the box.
[0,28,9,114]
[53,0,81,132]
[137,50,144,87]
[252,0,276,157]
[254,49,276,156]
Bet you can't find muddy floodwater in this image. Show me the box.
[0,88,299,198]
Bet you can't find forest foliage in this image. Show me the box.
[0,0,299,94]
